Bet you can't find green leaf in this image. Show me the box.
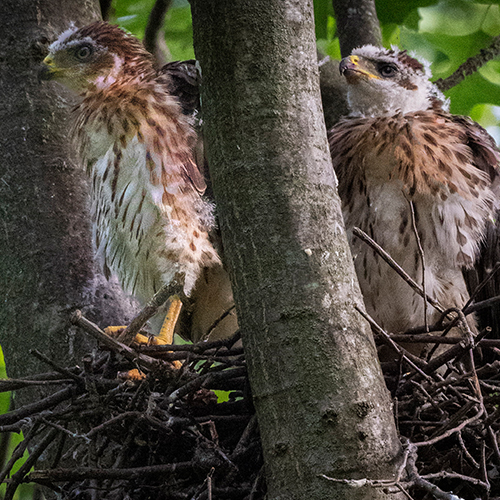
[376,0,435,25]
[418,0,500,36]
[314,0,334,40]
[0,345,9,415]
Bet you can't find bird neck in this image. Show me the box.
[346,78,445,118]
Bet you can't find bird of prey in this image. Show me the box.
[328,45,500,344]
[39,22,236,343]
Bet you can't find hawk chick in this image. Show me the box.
[40,22,236,342]
[329,45,500,340]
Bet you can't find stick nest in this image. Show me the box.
[2,304,500,499]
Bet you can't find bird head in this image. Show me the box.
[339,45,446,117]
[39,21,154,94]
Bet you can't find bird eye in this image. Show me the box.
[378,64,398,77]
[75,45,93,61]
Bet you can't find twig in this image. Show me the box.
[420,471,489,491]
[117,272,186,345]
[413,404,484,447]
[86,412,143,438]
[70,310,165,373]
[0,387,76,426]
[144,0,173,62]
[407,200,428,332]
[457,430,480,469]
[405,443,466,500]
[27,462,197,483]
[231,415,257,460]
[352,227,444,313]
[0,377,75,392]
[435,35,500,92]
[168,367,247,403]
[463,262,500,311]
[5,428,59,500]
[0,422,41,485]
[29,350,82,383]
[354,305,432,381]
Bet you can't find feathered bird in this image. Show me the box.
[328,45,500,345]
[39,22,236,343]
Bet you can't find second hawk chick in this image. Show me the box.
[328,45,500,349]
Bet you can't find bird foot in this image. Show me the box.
[104,324,183,371]
[104,326,155,346]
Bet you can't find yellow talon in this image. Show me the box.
[155,295,183,345]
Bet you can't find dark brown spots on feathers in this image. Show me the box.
[437,159,452,177]
[399,214,408,234]
[121,200,130,225]
[396,51,424,72]
[137,189,146,215]
[464,213,478,230]
[400,139,412,159]
[111,153,121,202]
[190,242,197,252]
[153,137,162,155]
[130,96,148,112]
[455,151,469,165]
[423,133,438,147]
[155,126,166,138]
[102,158,112,183]
[146,151,155,171]
[457,231,467,246]
[399,77,418,91]
[150,170,159,185]
[458,250,473,267]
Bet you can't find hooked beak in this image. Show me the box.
[38,56,58,82]
[339,55,380,83]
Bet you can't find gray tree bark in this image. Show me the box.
[191,1,405,499]
[0,0,136,407]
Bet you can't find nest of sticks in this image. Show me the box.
[2,238,500,499]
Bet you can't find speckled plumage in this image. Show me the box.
[41,22,235,341]
[329,46,500,335]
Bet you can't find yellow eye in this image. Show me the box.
[75,45,93,61]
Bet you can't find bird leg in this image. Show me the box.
[106,296,184,346]
[155,295,183,345]
[117,272,186,345]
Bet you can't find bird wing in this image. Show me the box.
[158,60,207,197]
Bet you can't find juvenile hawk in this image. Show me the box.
[328,46,500,341]
[39,22,236,343]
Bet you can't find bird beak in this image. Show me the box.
[38,56,58,82]
[339,55,380,83]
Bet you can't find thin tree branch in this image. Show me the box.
[332,0,382,57]
[435,35,500,92]
[144,0,173,66]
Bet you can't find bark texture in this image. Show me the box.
[191,1,404,498]
[332,0,382,57]
[0,0,136,406]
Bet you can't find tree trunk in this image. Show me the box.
[0,0,136,407]
[191,1,405,499]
